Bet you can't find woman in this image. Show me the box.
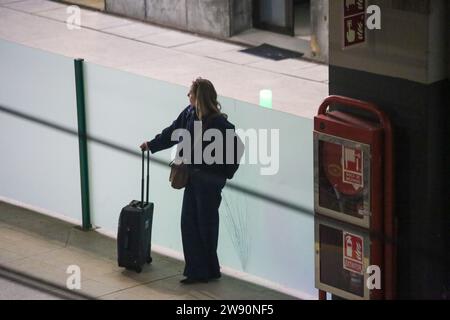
[140,78,241,284]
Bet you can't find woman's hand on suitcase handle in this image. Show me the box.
[140,142,149,152]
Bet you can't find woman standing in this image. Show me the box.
[140,78,242,284]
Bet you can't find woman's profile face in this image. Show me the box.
[188,90,196,107]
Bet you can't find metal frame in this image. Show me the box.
[314,216,371,300]
[316,95,396,300]
[314,131,372,229]
[74,58,92,231]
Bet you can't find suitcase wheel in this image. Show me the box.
[146,256,152,264]
[135,266,142,273]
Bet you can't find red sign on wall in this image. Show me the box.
[342,146,363,188]
[343,0,366,48]
[343,232,364,275]
[344,0,365,16]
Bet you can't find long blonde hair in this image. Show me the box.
[190,78,225,120]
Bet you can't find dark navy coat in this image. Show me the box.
[147,105,242,180]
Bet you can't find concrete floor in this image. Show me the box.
[0,278,61,300]
[0,0,328,119]
[0,201,297,300]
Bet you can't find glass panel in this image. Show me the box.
[0,39,82,223]
[319,223,365,298]
[314,132,371,229]
[318,140,366,219]
[84,61,316,297]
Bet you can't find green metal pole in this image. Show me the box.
[74,58,92,230]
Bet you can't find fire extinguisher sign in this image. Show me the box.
[343,232,364,275]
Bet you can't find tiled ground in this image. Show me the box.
[0,0,328,119]
[0,201,298,300]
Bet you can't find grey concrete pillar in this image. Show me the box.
[186,0,230,38]
[329,0,449,299]
[230,0,253,36]
[104,0,253,39]
[311,0,329,63]
[146,0,187,30]
[105,0,146,20]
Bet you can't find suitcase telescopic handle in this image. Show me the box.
[146,149,149,205]
[141,150,150,209]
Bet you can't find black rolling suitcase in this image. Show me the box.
[117,150,154,273]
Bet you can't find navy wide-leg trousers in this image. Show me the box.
[181,171,226,280]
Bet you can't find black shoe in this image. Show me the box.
[180,277,208,285]
[209,274,221,281]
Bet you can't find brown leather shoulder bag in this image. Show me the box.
[168,113,222,189]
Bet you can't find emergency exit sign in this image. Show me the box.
[343,0,366,48]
